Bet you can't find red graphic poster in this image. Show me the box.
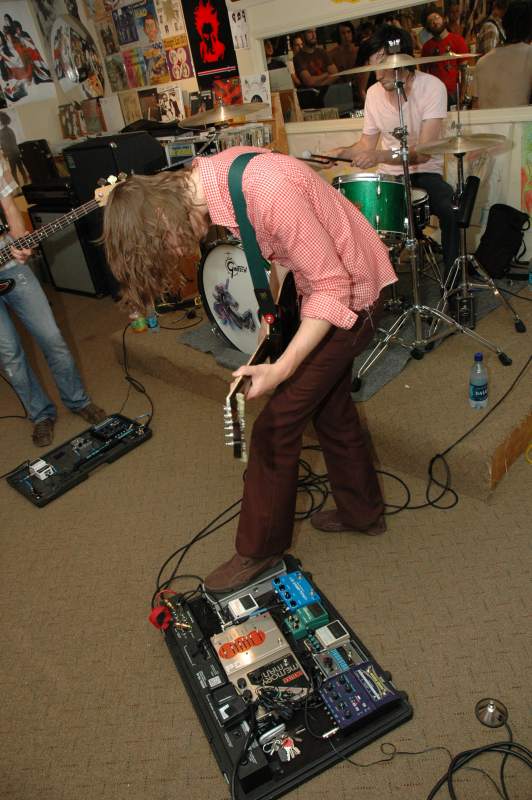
[182,0,237,88]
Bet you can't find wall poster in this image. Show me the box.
[182,0,238,88]
[0,1,54,104]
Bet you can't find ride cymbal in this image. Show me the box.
[336,51,479,77]
[181,102,269,128]
[417,133,507,155]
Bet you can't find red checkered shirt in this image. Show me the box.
[195,147,397,328]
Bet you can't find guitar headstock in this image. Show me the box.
[94,173,127,207]
[224,392,247,462]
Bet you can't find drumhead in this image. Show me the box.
[198,241,261,354]
[333,172,400,187]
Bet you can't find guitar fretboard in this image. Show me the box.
[0,198,100,266]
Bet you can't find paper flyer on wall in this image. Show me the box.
[81,98,107,135]
[212,76,241,107]
[154,0,186,37]
[138,86,160,120]
[100,94,125,132]
[182,0,238,86]
[58,102,87,140]
[157,84,184,122]
[118,89,142,125]
[142,42,170,84]
[228,6,249,50]
[112,5,139,46]
[0,3,54,105]
[130,0,162,47]
[96,17,120,55]
[122,47,148,88]
[188,89,213,115]
[241,72,271,118]
[163,35,193,81]
[105,54,129,92]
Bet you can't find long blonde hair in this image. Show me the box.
[101,170,200,310]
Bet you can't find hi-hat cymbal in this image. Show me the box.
[181,102,269,128]
[336,51,479,77]
[417,133,507,155]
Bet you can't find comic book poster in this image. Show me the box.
[154,0,185,37]
[130,0,161,48]
[105,54,128,91]
[142,43,169,84]
[0,2,54,105]
[118,88,142,125]
[188,88,213,115]
[182,0,238,87]
[81,97,107,134]
[96,17,119,55]
[163,34,193,81]
[211,76,241,107]
[157,84,183,121]
[112,4,138,46]
[122,47,147,88]
[138,86,160,120]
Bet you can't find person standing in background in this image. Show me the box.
[477,0,509,54]
[330,21,359,72]
[0,154,107,446]
[421,6,469,107]
[0,112,28,185]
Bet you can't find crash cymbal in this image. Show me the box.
[417,133,507,155]
[336,51,479,77]
[181,102,269,128]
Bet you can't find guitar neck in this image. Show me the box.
[227,336,272,401]
[0,197,101,267]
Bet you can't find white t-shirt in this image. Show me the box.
[363,71,447,176]
[472,43,532,109]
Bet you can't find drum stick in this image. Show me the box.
[302,149,353,164]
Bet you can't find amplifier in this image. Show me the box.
[22,179,76,207]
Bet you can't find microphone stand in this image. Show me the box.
[352,65,512,390]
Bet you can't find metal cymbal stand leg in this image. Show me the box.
[352,54,513,391]
[437,153,526,335]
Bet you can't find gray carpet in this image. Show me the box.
[180,272,523,401]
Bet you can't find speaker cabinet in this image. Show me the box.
[62,131,167,202]
[19,140,60,185]
[29,206,109,297]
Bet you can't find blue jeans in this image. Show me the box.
[0,263,90,422]
[411,173,459,272]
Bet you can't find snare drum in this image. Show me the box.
[333,174,430,243]
[198,241,261,354]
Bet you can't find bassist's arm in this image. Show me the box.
[1,195,33,262]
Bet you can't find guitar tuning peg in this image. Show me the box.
[117,172,128,181]
[106,174,118,185]
[96,177,107,187]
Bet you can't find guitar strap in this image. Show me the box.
[227,152,277,320]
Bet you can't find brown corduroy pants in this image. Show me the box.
[235,297,385,558]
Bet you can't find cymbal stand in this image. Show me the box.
[352,60,512,390]
[429,72,525,338]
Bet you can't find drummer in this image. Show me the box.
[334,25,459,277]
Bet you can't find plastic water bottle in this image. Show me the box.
[469,352,488,409]
[146,307,160,333]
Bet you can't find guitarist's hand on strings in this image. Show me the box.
[231,361,287,401]
[11,235,33,263]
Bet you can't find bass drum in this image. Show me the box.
[198,241,262,354]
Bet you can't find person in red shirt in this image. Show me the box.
[421,5,469,107]
[100,147,398,593]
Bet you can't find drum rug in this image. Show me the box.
[179,276,520,401]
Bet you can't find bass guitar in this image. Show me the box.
[224,270,299,461]
[0,176,120,297]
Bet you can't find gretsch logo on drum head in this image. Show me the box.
[225,255,247,278]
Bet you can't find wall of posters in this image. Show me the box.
[0,1,54,105]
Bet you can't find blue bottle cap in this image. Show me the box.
[474,352,483,362]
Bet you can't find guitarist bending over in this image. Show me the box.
[0,155,106,447]
[102,147,397,593]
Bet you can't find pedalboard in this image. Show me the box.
[6,414,152,507]
[164,556,413,800]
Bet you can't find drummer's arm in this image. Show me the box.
[352,117,443,168]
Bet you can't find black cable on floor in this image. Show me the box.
[121,323,155,428]
[0,372,27,420]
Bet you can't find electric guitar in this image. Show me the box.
[224,271,299,461]
[0,176,121,297]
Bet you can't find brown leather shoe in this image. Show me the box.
[32,418,55,447]
[311,509,386,536]
[204,553,284,594]
[74,403,108,425]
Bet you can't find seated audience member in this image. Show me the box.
[399,9,423,53]
[472,0,532,108]
[264,39,286,71]
[287,33,303,87]
[330,20,358,72]
[333,25,459,276]
[0,156,106,446]
[477,0,509,55]
[421,5,469,107]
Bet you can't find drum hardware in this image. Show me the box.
[350,40,512,392]
[419,79,525,339]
